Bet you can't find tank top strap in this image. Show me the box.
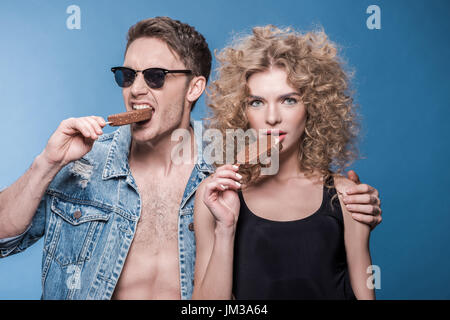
[237,189,251,219]
[319,176,344,225]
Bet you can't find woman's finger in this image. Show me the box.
[213,169,242,182]
[206,178,241,193]
[214,164,240,174]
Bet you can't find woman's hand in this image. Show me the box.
[203,164,242,230]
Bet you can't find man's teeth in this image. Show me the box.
[132,105,152,110]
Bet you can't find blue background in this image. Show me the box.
[1,0,449,299]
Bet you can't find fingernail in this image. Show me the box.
[346,204,353,210]
[235,181,241,187]
[232,165,239,170]
[343,197,349,203]
[220,184,228,190]
[236,173,243,180]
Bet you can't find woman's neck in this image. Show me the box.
[271,144,321,184]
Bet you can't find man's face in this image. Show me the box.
[122,37,191,144]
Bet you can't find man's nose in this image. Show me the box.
[265,104,281,126]
[130,72,149,96]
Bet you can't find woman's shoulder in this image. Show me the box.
[333,175,358,197]
[333,175,371,234]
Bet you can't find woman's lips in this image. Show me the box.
[265,131,287,143]
[278,134,286,142]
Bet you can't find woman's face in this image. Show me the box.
[246,67,307,155]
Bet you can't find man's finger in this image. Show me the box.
[350,213,377,227]
[345,204,378,215]
[347,170,361,184]
[343,194,378,205]
[346,183,374,195]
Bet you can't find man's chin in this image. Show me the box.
[131,126,156,143]
[131,117,152,130]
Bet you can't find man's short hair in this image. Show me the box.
[126,17,212,109]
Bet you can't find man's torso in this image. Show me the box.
[111,163,193,299]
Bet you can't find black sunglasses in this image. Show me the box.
[111,66,192,89]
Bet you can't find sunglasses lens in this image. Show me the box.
[114,68,135,88]
[144,69,165,89]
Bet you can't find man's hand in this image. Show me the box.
[41,116,106,169]
[344,170,382,230]
[0,116,106,239]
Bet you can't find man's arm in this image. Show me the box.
[0,116,106,239]
[0,154,62,238]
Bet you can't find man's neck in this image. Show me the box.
[128,120,197,176]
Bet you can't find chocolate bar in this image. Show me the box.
[236,135,280,164]
[107,109,152,126]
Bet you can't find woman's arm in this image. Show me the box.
[336,177,375,300]
[192,165,242,300]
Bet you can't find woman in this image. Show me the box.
[192,26,375,299]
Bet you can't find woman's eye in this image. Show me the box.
[283,97,297,105]
[249,100,264,107]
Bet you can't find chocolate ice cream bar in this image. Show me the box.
[107,109,152,126]
[236,135,280,164]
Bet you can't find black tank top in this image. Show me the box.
[232,182,356,300]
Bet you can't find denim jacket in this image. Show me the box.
[0,122,214,300]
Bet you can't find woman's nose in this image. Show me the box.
[265,104,281,125]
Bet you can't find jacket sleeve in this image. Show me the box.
[0,188,47,258]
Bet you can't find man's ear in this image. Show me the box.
[186,76,206,104]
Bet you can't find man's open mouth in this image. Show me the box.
[132,104,154,125]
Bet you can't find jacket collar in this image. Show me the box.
[102,125,132,180]
[102,120,215,180]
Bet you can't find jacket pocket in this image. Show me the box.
[44,196,111,267]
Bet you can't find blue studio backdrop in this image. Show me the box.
[0,0,449,299]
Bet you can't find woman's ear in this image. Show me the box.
[186,76,207,105]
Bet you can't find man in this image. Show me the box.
[0,17,382,300]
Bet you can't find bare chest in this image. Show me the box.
[131,178,186,251]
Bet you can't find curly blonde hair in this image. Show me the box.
[206,25,359,186]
